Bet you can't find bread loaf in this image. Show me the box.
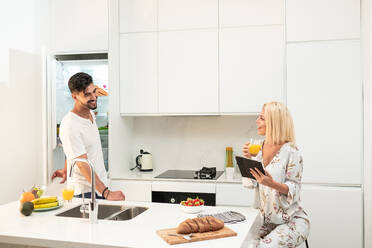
[176,217,224,234]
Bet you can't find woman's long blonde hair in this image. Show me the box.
[263,102,295,145]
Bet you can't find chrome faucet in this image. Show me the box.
[69,158,98,224]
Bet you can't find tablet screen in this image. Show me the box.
[235,156,265,179]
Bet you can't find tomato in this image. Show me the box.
[183,197,204,206]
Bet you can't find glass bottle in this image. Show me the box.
[225,147,233,168]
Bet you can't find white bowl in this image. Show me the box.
[180,203,204,214]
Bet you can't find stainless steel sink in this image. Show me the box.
[108,207,148,221]
[56,204,148,221]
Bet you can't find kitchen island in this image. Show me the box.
[0,199,261,248]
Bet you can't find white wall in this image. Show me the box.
[0,0,49,205]
[125,116,259,173]
[0,0,47,86]
[362,1,372,247]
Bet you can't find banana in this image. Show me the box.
[33,201,59,209]
[32,197,58,205]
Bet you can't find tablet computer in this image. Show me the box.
[235,156,265,179]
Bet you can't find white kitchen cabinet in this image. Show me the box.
[158,0,218,31]
[119,0,157,33]
[152,181,216,193]
[287,40,362,185]
[219,26,285,113]
[219,0,284,27]
[110,180,152,202]
[158,29,219,114]
[120,33,158,114]
[286,0,360,42]
[51,0,108,53]
[301,185,363,248]
[216,183,254,206]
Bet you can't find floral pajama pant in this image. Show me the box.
[256,217,310,248]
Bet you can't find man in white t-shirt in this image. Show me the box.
[52,72,125,201]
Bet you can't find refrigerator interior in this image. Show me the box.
[52,58,109,173]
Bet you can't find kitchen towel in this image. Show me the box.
[198,211,246,224]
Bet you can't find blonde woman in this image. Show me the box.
[242,102,310,248]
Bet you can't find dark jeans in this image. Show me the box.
[75,192,105,200]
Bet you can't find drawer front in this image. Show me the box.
[152,181,216,193]
[216,183,254,206]
[110,180,152,202]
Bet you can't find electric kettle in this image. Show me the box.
[133,149,153,171]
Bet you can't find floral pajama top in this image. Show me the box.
[243,142,309,225]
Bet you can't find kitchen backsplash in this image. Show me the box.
[128,115,260,172]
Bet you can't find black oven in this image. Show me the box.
[152,191,216,206]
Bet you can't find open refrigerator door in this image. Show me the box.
[44,53,109,186]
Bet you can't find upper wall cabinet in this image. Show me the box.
[220,26,284,113]
[219,0,284,27]
[120,33,158,114]
[119,0,157,33]
[51,0,108,53]
[158,0,218,31]
[286,0,360,42]
[158,30,219,114]
[117,0,285,115]
[287,40,362,185]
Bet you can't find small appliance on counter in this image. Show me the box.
[131,149,153,171]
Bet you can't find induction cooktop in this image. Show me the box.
[154,169,224,180]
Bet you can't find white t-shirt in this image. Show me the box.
[60,111,108,195]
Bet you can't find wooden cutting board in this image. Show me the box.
[156,226,237,245]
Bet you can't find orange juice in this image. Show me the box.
[62,188,74,201]
[248,144,262,156]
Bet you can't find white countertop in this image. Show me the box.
[110,169,244,184]
[0,199,261,248]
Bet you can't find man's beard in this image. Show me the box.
[79,99,97,110]
[87,100,97,110]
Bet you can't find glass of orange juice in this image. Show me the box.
[248,139,262,156]
[62,187,74,205]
